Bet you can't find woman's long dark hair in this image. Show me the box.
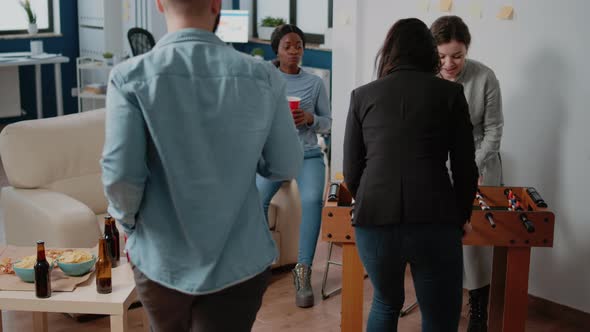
[375,18,440,78]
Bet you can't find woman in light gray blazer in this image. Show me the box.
[431,15,504,332]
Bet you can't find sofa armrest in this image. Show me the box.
[1,187,101,248]
[270,180,302,266]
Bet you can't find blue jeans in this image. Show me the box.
[355,223,463,332]
[256,148,325,266]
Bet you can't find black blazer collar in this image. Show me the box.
[389,64,422,74]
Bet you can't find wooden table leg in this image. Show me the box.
[141,307,150,332]
[489,246,531,332]
[0,310,4,332]
[502,247,531,332]
[489,246,508,332]
[32,312,48,332]
[34,64,43,119]
[110,311,128,332]
[342,243,364,332]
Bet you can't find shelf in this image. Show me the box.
[78,63,113,70]
[77,56,112,111]
[79,92,106,100]
[77,57,113,70]
[0,33,63,41]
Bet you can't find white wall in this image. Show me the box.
[297,0,329,35]
[239,0,253,37]
[332,0,590,313]
[147,2,167,41]
[257,0,290,24]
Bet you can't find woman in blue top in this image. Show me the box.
[257,24,332,308]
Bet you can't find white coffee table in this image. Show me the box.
[0,247,147,332]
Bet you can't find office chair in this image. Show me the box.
[127,28,156,56]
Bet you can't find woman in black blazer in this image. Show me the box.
[343,18,478,331]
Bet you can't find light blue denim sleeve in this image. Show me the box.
[257,68,303,181]
[310,79,332,134]
[101,69,149,234]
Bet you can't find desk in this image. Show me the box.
[0,53,69,119]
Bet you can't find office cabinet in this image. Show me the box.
[77,0,123,58]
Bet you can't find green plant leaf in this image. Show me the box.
[19,0,37,24]
[260,16,286,27]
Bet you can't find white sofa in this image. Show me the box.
[0,109,301,267]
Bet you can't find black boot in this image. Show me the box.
[292,263,314,308]
[467,285,490,332]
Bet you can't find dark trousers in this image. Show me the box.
[132,265,271,332]
[355,223,464,332]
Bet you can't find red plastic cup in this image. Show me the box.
[287,96,301,111]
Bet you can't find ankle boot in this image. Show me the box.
[292,263,314,308]
[468,285,490,332]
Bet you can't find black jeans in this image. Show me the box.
[132,265,271,332]
[355,223,463,332]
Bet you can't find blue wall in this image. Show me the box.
[0,2,79,123]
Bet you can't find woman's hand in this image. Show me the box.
[291,109,314,127]
[463,222,473,237]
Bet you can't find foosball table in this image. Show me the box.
[321,184,555,332]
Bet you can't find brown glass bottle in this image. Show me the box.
[110,216,120,264]
[34,240,52,298]
[96,237,112,294]
[104,215,120,267]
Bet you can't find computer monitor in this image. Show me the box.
[216,10,249,44]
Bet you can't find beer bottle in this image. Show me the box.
[104,215,119,267]
[34,240,52,298]
[96,237,112,294]
[110,216,120,264]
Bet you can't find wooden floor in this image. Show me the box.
[0,240,588,331]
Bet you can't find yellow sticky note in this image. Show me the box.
[469,2,482,19]
[123,0,131,22]
[419,0,430,12]
[497,6,514,20]
[440,0,453,12]
[335,172,344,181]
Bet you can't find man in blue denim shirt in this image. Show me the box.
[101,0,302,330]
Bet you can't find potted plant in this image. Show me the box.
[250,47,265,60]
[258,16,286,40]
[19,0,37,34]
[102,52,114,65]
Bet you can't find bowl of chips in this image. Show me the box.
[56,250,96,276]
[12,256,54,283]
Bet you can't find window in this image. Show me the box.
[254,0,333,44]
[0,0,53,35]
